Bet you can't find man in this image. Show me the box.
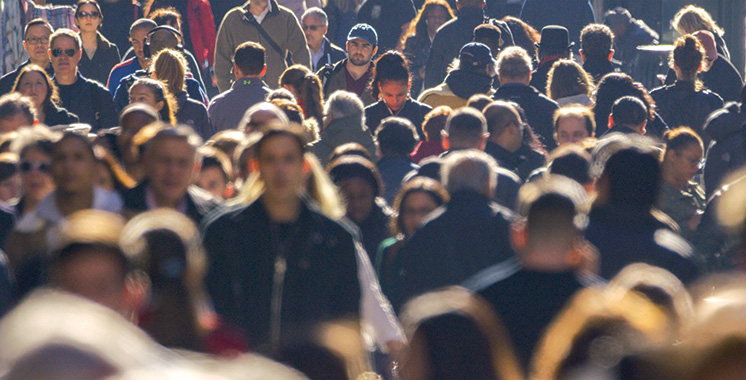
[603,96,647,136]
[467,175,595,370]
[301,7,346,71]
[424,0,513,90]
[202,124,361,354]
[519,0,594,49]
[214,0,311,92]
[0,93,36,133]
[603,7,658,79]
[580,24,621,82]
[49,29,117,131]
[530,25,573,95]
[473,23,502,59]
[389,141,516,312]
[318,24,378,106]
[493,46,559,150]
[123,126,219,225]
[0,19,54,96]
[208,42,271,132]
[309,90,376,166]
[106,19,157,95]
[483,101,545,181]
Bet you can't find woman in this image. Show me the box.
[546,60,594,107]
[501,16,540,68]
[74,0,121,86]
[659,127,705,242]
[12,65,78,127]
[375,177,447,299]
[328,155,392,262]
[672,5,730,61]
[593,72,668,137]
[553,105,595,146]
[279,65,325,127]
[365,51,433,139]
[9,126,60,218]
[128,78,177,125]
[650,36,723,146]
[151,49,212,140]
[400,0,455,97]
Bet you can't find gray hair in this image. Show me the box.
[238,102,289,131]
[325,90,364,121]
[301,7,328,26]
[497,46,532,80]
[441,149,498,195]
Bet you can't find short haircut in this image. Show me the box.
[327,155,383,197]
[580,24,614,59]
[24,18,53,37]
[473,23,501,47]
[375,117,419,158]
[325,90,364,120]
[49,28,82,51]
[0,93,36,125]
[444,107,487,147]
[547,144,592,185]
[602,146,660,208]
[301,7,328,25]
[148,7,182,28]
[328,142,374,163]
[144,125,203,160]
[483,101,521,136]
[497,46,532,80]
[441,149,498,194]
[233,41,265,76]
[198,145,232,183]
[466,94,493,112]
[554,105,595,137]
[119,103,160,124]
[130,18,157,35]
[611,96,647,128]
[53,243,130,283]
[516,175,588,242]
[266,88,296,102]
[422,106,452,141]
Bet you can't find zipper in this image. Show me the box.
[270,253,287,354]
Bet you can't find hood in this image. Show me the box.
[705,102,746,141]
[445,69,493,100]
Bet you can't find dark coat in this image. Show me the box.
[364,98,432,139]
[55,72,118,131]
[484,141,545,181]
[585,204,700,284]
[613,19,658,75]
[312,37,346,72]
[529,57,557,95]
[583,57,621,83]
[519,0,595,47]
[377,157,419,206]
[175,92,213,140]
[703,102,746,197]
[387,190,516,312]
[0,60,55,96]
[357,200,393,263]
[493,83,560,151]
[43,103,78,127]
[78,32,121,86]
[650,80,723,146]
[202,198,361,351]
[424,8,513,89]
[356,0,416,52]
[403,34,432,98]
[113,69,207,113]
[123,182,220,226]
[664,56,743,103]
[318,59,376,106]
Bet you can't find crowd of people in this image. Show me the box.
[0,0,745,379]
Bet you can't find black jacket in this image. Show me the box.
[202,198,361,352]
[356,0,416,52]
[529,58,557,95]
[123,182,220,226]
[650,80,723,146]
[312,37,346,72]
[493,83,560,151]
[78,32,121,86]
[583,57,621,83]
[0,60,54,96]
[664,56,743,103]
[43,103,78,127]
[519,0,594,47]
[484,141,545,181]
[703,102,746,197]
[364,98,432,139]
[424,7,513,89]
[55,72,118,131]
[175,92,213,140]
[357,200,393,263]
[388,190,516,312]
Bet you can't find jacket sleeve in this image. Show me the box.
[96,85,119,130]
[202,215,238,322]
[285,12,311,70]
[424,32,447,90]
[214,11,237,92]
[189,0,218,68]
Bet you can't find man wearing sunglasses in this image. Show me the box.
[49,29,117,132]
[301,8,345,72]
[0,19,55,96]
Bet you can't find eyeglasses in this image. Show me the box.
[25,37,49,45]
[51,48,76,58]
[76,11,100,19]
[303,24,324,31]
[20,161,51,173]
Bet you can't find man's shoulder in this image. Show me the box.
[111,57,137,71]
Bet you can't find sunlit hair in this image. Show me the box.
[553,105,595,138]
[151,48,188,95]
[129,78,177,124]
[670,35,705,86]
[547,59,595,101]
[389,176,448,237]
[12,64,60,108]
[672,5,724,37]
[400,0,454,49]
[279,65,324,126]
[663,126,703,157]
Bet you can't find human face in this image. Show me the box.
[49,36,81,76]
[118,112,155,165]
[347,38,376,67]
[50,137,97,195]
[426,6,449,36]
[197,166,227,200]
[130,28,149,63]
[555,115,590,146]
[17,71,49,108]
[0,113,33,133]
[400,191,439,236]
[0,174,21,203]
[669,143,703,184]
[128,84,163,110]
[302,14,327,50]
[20,147,54,202]
[339,177,375,224]
[53,247,126,313]
[144,137,196,207]
[23,24,52,64]
[75,3,102,33]
[257,135,306,202]
[380,81,409,112]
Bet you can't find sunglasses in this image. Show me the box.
[20,161,51,173]
[76,11,100,19]
[303,24,324,31]
[51,48,76,58]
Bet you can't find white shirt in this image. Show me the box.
[253,1,272,24]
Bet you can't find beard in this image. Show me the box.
[349,54,371,66]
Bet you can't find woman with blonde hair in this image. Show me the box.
[672,5,730,61]
[546,60,595,107]
[151,49,212,139]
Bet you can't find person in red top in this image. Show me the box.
[410,106,450,164]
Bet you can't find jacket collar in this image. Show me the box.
[242,0,280,17]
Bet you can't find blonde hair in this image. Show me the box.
[672,5,724,37]
[547,59,595,101]
[151,48,188,95]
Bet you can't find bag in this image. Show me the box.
[241,10,293,66]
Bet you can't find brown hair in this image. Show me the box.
[547,60,595,100]
[390,176,448,236]
[12,64,61,108]
[151,48,187,95]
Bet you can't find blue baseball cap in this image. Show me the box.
[347,23,378,47]
[459,42,495,69]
